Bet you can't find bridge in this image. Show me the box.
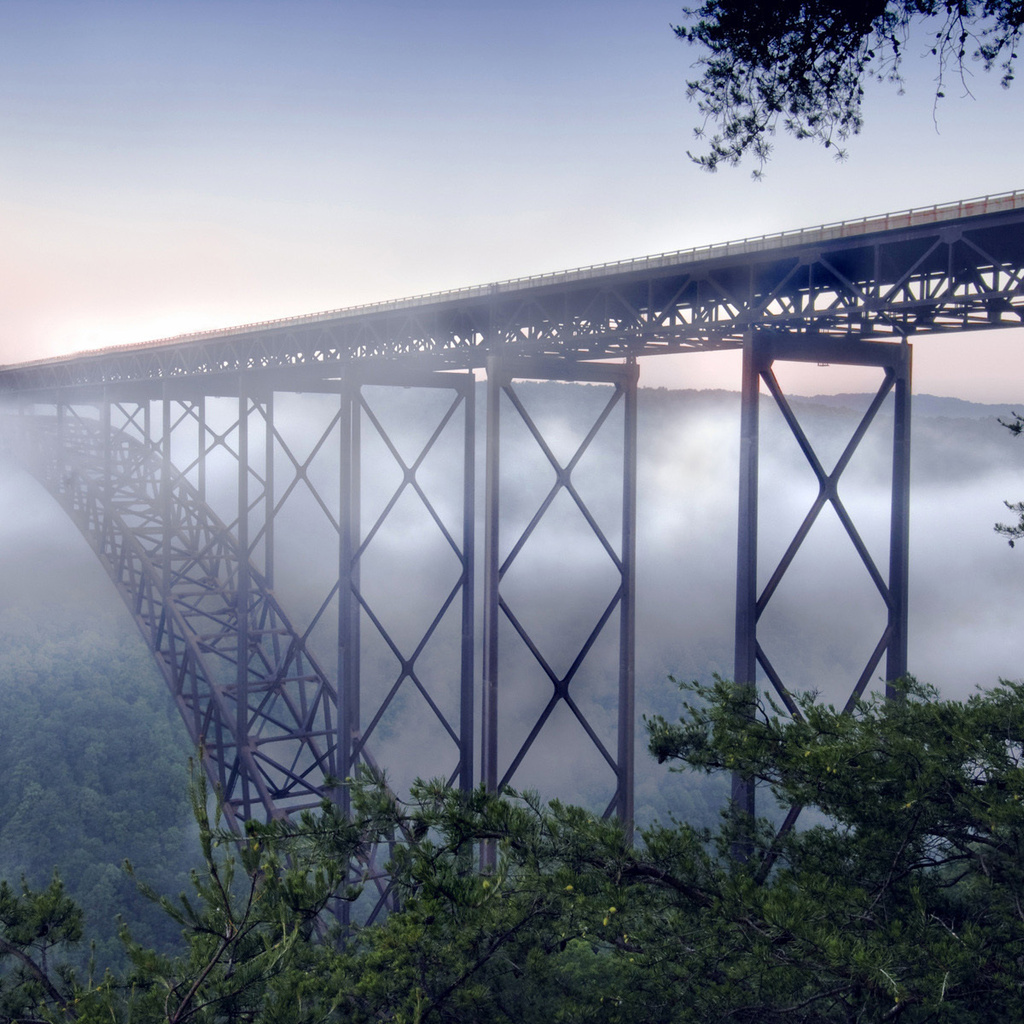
[2,189,1022,843]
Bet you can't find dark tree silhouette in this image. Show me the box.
[676,0,1024,172]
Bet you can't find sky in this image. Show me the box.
[2,0,1023,399]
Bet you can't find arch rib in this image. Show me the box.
[18,411,340,828]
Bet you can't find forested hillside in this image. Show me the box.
[0,478,199,965]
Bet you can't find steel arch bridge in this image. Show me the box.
[2,189,1023,842]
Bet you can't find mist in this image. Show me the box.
[2,380,1023,829]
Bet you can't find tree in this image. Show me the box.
[0,874,84,1024]
[644,675,1024,1021]
[996,411,1024,545]
[9,677,1024,1023]
[340,677,1024,1022]
[104,764,364,1024]
[676,0,1024,172]
[171,680,1024,1021]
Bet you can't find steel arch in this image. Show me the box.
[4,189,1018,846]
[8,367,478,841]
[19,406,340,828]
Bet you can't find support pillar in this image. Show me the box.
[101,392,112,559]
[481,355,637,836]
[236,381,251,822]
[160,387,181,732]
[459,372,476,796]
[733,332,759,823]
[337,379,356,811]
[886,346,912,693]
[198,396,207,507]
[481,356,502,801]
[264,392,275,592]
[617,358,638,829]
[732,332,914,828]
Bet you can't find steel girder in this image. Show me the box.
[1,192,1022,396]
[11,391,393,915]
[0,190,1014,854]
[4,354,638,857]
[17,403,336,827]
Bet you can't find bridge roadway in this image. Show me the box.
[2,189,1023,392]
[0,190,1022,884]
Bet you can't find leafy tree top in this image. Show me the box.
[6,678,1024,1023]
[676,0,1024,173]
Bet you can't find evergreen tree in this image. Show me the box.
[7,675,1024,1023]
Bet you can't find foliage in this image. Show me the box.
[0,613,198,969]
[106,764,359,1024]
[4,677,1024,1022]
[332,780,655,1023]
[647,675,1024,1020]
[0,874,84,1024]
[675,0,1024,172]
[996,411,1024,544]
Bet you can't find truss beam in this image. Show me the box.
[0,192,1013,861]
[481,356,637,830]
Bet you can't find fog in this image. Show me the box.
[2,377,1023,826]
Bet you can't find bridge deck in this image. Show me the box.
[2,188,1023,394]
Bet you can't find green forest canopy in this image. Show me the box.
[3,676,1024,1023]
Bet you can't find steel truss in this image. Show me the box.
[19,398,336,827]
[6,353,638,854]
[481,357,637,826]
[1,192,1022,392]
[10,367,476,845]
[1,191,1014,850]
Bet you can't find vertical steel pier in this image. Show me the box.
[481,356,638,829]
[733,331,913,819]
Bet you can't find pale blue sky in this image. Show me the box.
[1,0,1022,398]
